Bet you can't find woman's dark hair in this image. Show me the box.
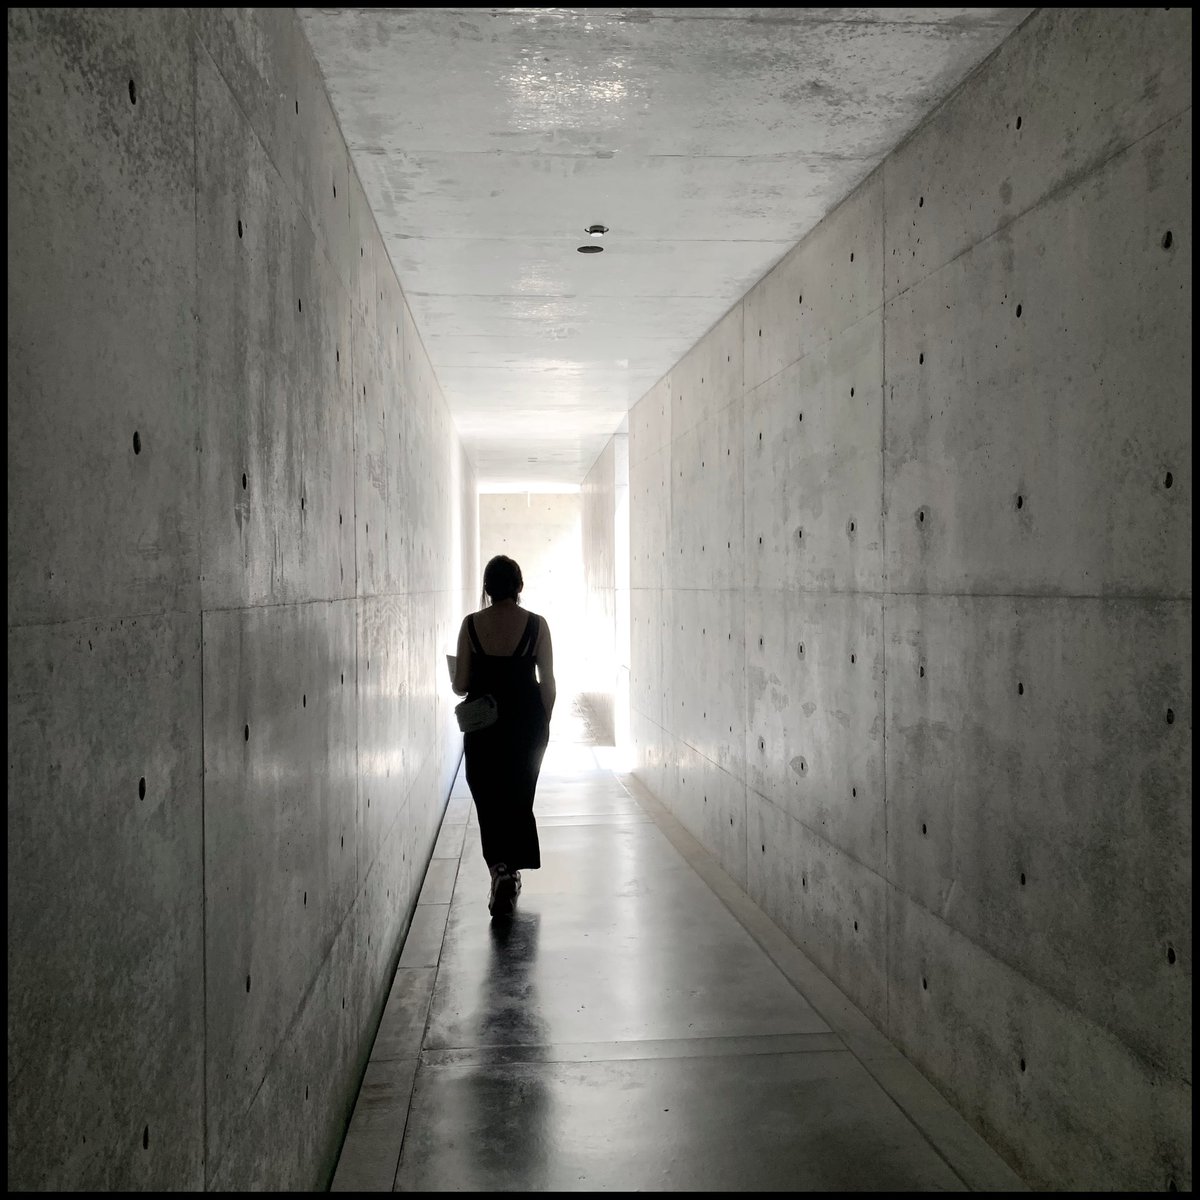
[482,555,523,605]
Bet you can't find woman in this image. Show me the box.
[452,555,556,917]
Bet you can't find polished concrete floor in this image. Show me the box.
[331,704,1025,1192]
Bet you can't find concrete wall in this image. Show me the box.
[627,8,1191,1191]
[8,8,476,1190]
[582,441,617,739]
[478,493,584,695]
[582,435,632,749]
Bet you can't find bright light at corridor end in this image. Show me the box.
[477,481,581,494]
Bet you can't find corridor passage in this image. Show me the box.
[332,704,1023,1193]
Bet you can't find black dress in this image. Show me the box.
[462,611,548,871]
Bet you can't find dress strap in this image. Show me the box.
[514,614,539,658]
[466,614,486,656]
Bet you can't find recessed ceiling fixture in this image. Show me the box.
[578,224,608,253]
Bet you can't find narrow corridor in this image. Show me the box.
[332,703,1022,1192]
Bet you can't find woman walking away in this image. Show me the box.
[452,555,555,917]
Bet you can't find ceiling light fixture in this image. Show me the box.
[579,223,608,254]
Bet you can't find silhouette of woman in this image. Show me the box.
[452,555,555,916]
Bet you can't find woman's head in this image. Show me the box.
[482,555,523,605]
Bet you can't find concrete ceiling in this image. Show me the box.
[300,7,1031,487]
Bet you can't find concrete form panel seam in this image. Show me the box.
[880,137,890,1040]
[190,28,210,1191]
[190,28,354,323]
[873,8,1041,173]
[659,588,1193,603]
[744,305,887,396]
[740,294,749,893]
[884,105,1195,308]
[9,585,1186,636]
[892,880,1190,1087]
[750,788,889,884]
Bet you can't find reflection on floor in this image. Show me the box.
[331,699,1025,1192]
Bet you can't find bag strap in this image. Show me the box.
[466,614,485,656]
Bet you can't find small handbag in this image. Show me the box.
[455,694,498,733]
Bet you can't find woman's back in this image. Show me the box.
[468,602,541,657]
[453,554,555,917]
[465,608,542,715]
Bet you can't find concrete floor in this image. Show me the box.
[332,704,1025,1192]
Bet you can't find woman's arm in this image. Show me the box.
[452,620,472,696]
[535,619,556,720]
